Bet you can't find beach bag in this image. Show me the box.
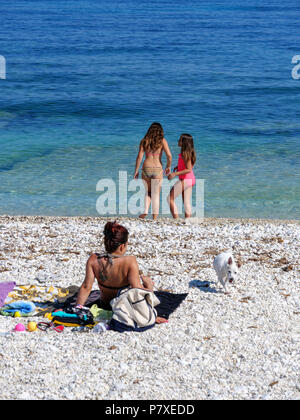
[109,287,160,333]
[50,307,95,328]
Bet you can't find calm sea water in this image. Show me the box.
[0,0,299,219]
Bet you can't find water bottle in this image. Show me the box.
[92,322,109,334]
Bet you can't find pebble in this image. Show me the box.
[0,215,299,400]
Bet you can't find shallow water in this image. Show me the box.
[0,0,299,218]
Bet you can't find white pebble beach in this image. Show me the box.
[0,215,299,400]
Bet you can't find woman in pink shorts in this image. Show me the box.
[167,134,196,219]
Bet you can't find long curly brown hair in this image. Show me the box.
[180,134,196,166]
[140,122,164,152]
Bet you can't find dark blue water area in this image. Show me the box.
[0,0,299,218]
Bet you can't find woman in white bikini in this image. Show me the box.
[134,122,172,220]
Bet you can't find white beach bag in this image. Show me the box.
[109,287,160,332]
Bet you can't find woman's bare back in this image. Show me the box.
[78,252,168,324]
[89,253,136,303]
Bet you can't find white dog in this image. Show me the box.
[213,250,241,293]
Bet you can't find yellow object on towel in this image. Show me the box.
[5,285,69,305]
[52,320,94,328]
[90,304,112,321]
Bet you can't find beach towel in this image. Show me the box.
[61,288,112,310]
[61,288,188,320]
[0,281,16,308]
[4,284,76,315]
[153,290,188,320]
[2,283,188,324]
[0,301,36,317]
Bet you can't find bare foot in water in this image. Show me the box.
[139,213,147,219]
[155,317,168,324]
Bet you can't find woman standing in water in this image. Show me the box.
[167,133,196,219]
[134,122,172,220]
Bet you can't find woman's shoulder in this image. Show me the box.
[84,254,99,272]
[162,138,170,150]
[120,255,138,270]
[122,255,137,264]
[87,253,99,264]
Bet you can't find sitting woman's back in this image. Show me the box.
[91,251,134,304]
[76,221,168,323]
[76,221,154,307]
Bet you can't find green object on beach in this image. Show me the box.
[90,305,112,321]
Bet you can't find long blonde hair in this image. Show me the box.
[141,122,164,152]
[180,134,196,166]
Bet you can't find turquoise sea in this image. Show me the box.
[0,0,299,218]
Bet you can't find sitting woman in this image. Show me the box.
[76,221,167,324]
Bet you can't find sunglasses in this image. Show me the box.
[37,321,64,333]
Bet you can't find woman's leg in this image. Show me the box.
[182,182,193,218]
[167,180,184,219]
[151,177,163,220]
[139,174,152,219]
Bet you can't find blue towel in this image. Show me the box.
[1,301,36,314]
[109,318,155,333]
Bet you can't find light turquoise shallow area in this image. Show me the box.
[0,0,299,219]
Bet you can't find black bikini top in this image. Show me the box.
[95,252,129,290]
[95,252,122,265]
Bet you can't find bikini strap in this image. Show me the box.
[96,253,129,289]
[95,252,122,266]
